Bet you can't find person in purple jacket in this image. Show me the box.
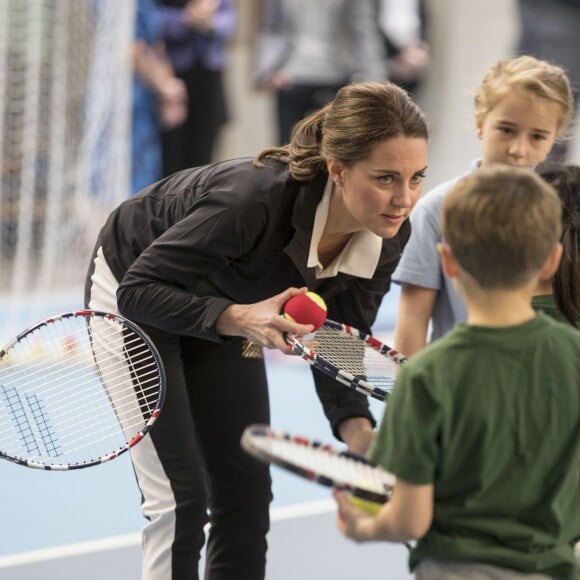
[160,0,235,174]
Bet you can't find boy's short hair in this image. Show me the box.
[441,166,561,290]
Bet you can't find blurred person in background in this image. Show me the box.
[132,0,188,194]
[160,0,236,174]
[254,0,386,145]
[516,0,580,161]
[379,0,431,98]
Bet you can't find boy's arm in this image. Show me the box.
[394,283,437,357]
[337,359,440,543]
[338,417,376,455]
[335,478,433,543]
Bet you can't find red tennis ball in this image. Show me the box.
[283,291,327,330]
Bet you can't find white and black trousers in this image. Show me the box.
[85,247,272,580]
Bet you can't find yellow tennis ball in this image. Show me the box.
[283,291,327,330]
[348,495,382,516]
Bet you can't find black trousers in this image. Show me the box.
[85,249,272,579]
[135,324,272,580]
[162,63,228,175]
[275,83,344,145]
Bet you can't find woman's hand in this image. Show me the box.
[216,287,316,353]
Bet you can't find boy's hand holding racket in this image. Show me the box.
[334,487,380,542]
[241,424,393,513]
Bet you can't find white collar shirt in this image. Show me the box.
[307,177,382,280]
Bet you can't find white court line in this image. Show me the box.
[0,499,336,569]
[0,533,142,568]
[271,498,334,520]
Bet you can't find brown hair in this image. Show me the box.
[537,163,580,327]
[254,81,428,181]
[474,55,574,138]
[441,166,561,290]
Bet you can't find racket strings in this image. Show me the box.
[12,360,160,419]
[0,314,162,465]
[0,328,156,426]
[2,327,149,394]
[314,327,399,392]
[36,412,153,456]
[0,352,159,418]
[0,407,150,460]
[0,376,159,457]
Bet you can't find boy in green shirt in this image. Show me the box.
[334,166,580,579]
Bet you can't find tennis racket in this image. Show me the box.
[0,310,165,470]
[241,424,395,510]
[285,319,407,402]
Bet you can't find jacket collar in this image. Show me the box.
[283,172,360,297]
[283,171,327,290]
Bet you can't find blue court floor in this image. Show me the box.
[0,287,399,558]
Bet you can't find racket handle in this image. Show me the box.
[349,495,413,552]
[348,495,382,516]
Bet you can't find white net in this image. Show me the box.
[0,0,135,340]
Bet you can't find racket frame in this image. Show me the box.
[0,310,166,470]
[241,424,394,504]
[285,319,407,402]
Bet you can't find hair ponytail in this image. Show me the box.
[254,105,330,181]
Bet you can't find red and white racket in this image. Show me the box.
[0,310,165,470]
[285,319,407,402]
[241,424,395,509]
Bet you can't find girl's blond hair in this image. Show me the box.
[474,55,574,138]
